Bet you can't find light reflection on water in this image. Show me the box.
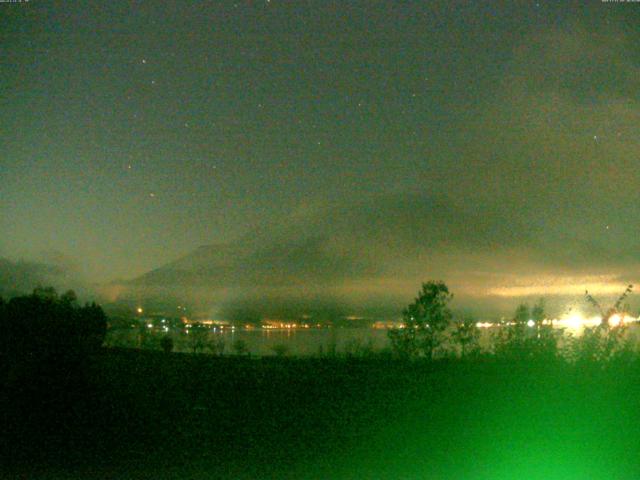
[105,323,640,357]
[106,327,391,356]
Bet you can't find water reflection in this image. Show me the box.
[106,318,640,356]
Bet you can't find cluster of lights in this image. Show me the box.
[475,322,494,329]
[475,314,639,330]
[262,323,306,329]
[553,313,638,329]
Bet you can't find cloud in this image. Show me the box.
[11,19,640,320]
[0,254,102,302]
[454,23,640,234]
[0,257,68,297]
[123,188,640,318]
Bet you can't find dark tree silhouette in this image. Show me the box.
[161,335,174,353]
[585,284,633,327]
[494,300,559,361]
[528,299,559,359]
[451,314,480,358]
[388,281,453,360]
[0,287,107,362]
[493,303,529,360]
[188,322,209,354]
[575,285,634,363]
[0,287,108,450]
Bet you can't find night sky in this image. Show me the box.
[3,1,640,317]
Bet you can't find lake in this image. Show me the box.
[106,326,392,356]
[105,322,640,357]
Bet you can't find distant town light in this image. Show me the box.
[476,322,493,328]
[555,313,602,330]
[527,320,535,328]
[609,314,622,327]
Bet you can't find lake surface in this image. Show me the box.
[105,323,640,357]
[106,327,392,356]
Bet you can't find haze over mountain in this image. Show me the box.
[121,193,639,320]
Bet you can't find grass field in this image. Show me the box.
[3,348,640,479]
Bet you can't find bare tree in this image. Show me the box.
[585,284,633,327]
[576,285,634,363]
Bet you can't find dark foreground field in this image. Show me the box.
[3,349,640,479]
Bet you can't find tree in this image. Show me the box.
[575,285,634,364]
[585,285,633,327]
[76,302,108,351]
[343,337,375,359]
[60,289,78,306]
[531,299,544,326]
[160,335,174,353]
[494,299,559,361]
[451,313,480,358]
[206,335,226,356]
[493,303,530,360]
[188,322,209,354]
[32,285,58,301]
[0,287,107,360]
[0,287,108,423]
[527,299,559,359]
[388,281,453,360]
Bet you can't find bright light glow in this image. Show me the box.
[137,307,143,314]
[567,313,584,330]
[472,313,638,333]
[554,313,601,330]
[609,314,622,327]
[476,322,494,328]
